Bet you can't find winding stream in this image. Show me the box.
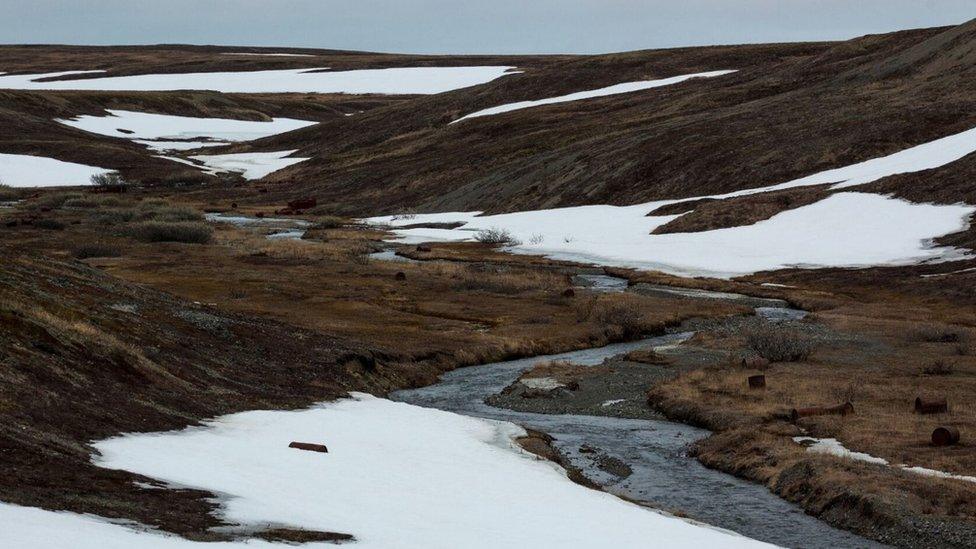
[392,273,878,548]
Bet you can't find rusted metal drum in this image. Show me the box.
[790,402,854,422]
[932,426,960,446]
[741,356,770,369]
[748,374,766,389]
[289,441,329,453]
[915,397,948,414]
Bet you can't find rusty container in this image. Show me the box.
[741,356,771,369]
[914,397,948,415]
[748,374,766,389]
[289,441,329,453]
[932,426,960,446]
[790,402,854,422]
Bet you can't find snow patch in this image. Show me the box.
[58,109,316,142]
[189,151,309,180]
[0,67,517,95]
[794,437,976,484]
[79,393,770,548]
[0,153,111,187]
[369,122,976,277]
[453,70,736,122]
[371,193,973,278]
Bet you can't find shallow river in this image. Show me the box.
[392,275,882,548]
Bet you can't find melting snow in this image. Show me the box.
[372,193,973,278]
[0,153,111,187]
[58,109,316,142]
[370,123,976,277]
[453,70,736,122]
[794,437,976,484]
[189,150,309,180]
[0,67,517,95]
[24,393,774,549]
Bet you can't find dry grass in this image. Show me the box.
[127,221,212,243]
[5,301,184,387]
[574,293,680,338]
[654,311,976,479]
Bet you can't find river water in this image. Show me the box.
[391,273,881,548]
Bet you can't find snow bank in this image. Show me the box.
[370,122,976,277]
[794,437,976,484]
[453,70,736,122]
[220,52,315,57]
[0,67,517,95]
[58,109,316,141]
[372,193,973,278]
[0,153,110,187]
[0,503,324,548]
[82,393,768,548]
[189,150,309,180]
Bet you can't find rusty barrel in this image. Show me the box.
[790,402,854,422]
[915,397,948,414]
[741,356,770,369]
[289,441,329,453]
[748,374,766,389]
[932,426,960,446]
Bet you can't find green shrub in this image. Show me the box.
[127,221,212,243]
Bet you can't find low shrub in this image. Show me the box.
[475,227,521,246]
[127,221,212,243]
[743,322,816,362]
[91,208,139,225]
[34,192,82,209]
[63,197,99,209]
[908,323,962,343]
[90,171,131,190]
[922,359,954,376]
[34,219,66,231]
[0,182,20,201]
[574,294,653,338]
[312,216,347,229]
[73,243,122,259]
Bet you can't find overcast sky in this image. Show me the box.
[1,1,973,54]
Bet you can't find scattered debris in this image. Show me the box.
[915,397,949,415]
[790,402,854,422]
[932,426,960,447]
[289,441,329,453]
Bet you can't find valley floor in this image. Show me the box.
[2,190,975,547]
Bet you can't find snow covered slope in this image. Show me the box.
[76,393,770,549]
[0,153,111,187]
[0,67,517,94]
[189,151,309,180]
[369,125,976,277]
[57,109,316,142]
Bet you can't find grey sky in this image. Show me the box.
[1,1,973,54]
